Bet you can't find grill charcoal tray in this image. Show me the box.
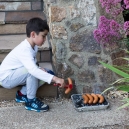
[71,94,109,112]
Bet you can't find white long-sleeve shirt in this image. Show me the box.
[0,39,54,84]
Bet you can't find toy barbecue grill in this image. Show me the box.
[71,94,109,112]
[53,77,109,112]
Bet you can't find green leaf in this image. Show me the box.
[116,85,129,92]
[123,58,129,61]
[99,61,129,78]
[124,49,129,54]
[117,102,129,110]
[111,77,129,85]
[120,98,129,102]
[101,86,114,95]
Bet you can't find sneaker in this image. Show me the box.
[25,98,49,112]
[15,91,28,103]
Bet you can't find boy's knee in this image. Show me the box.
[21,68,29,75]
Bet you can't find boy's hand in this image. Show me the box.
[52,76,65,88]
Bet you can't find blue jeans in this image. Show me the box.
[1,67,47,99]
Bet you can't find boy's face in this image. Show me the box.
[33,30,48,46]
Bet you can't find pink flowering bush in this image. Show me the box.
[124,0,129,9]
[124,21,129,30]
[99,0,129,16]
[99,0,123,16]
[94,16,122,46]
[94,0,129,48]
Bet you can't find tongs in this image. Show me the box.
[52,78,73,94]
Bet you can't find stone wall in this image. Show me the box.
[43,0,127,94]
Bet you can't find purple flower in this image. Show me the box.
[126,4,129,9]
[93,29,101,42]
[124,0,129,5]
[110,20,120,31]
[93,0,128,46]
[124,21,129,31]
[99,0,122,16]
[93,16,121,45]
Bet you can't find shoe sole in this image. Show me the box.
[25,106,49,112]
[15,98,25,103]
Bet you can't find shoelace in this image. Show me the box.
[34,98,44,106]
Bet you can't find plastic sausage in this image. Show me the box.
[86,94,94,104]
[65,87,71,94]
[82,94,89,104]
[96,94,105,103]
[65,78,73,94]
[91,93,99,104]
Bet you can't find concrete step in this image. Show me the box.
[0,11,45,25]
[0,24,26,35]
[0,34,51,63]
[0,12,5,24]
[5,11,46,24]
[0,11,46,34]
[0,83,57,100]
[0,1,43,12]
[0,62,58,100]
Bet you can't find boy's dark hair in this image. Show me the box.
[26,17,49,37]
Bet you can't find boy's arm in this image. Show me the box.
[19,48,54,84]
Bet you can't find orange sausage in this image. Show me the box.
[86,94,94,104]
[65,87,71,94]
[91,93,99,104]
[82,94,89,104]
[96,94,104,103]
[68,78,72,85]
[65,78,73,94]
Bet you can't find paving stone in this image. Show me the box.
[0,99,128,129]
[0,12,5,24]
[5,11,46,23]
[77,125,124,129]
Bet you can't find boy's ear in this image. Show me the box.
[30,31,36,38]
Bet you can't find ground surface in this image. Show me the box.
[0,97,129,129]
